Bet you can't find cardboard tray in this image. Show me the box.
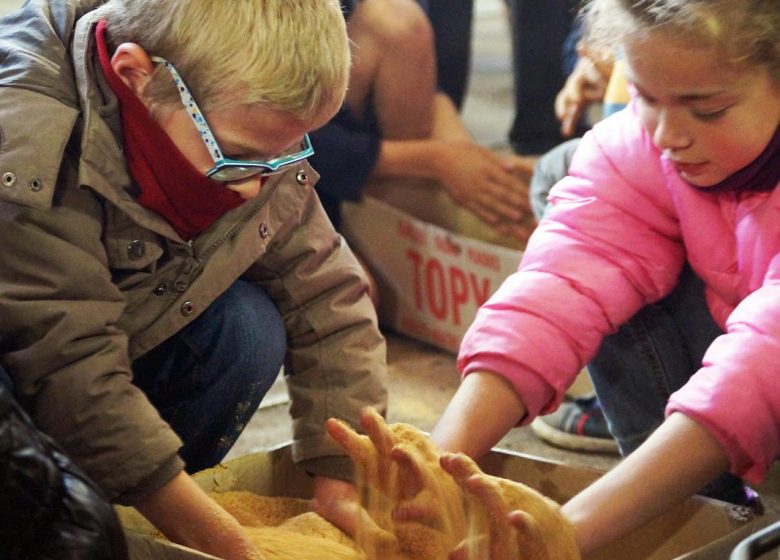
[119,442,777,559]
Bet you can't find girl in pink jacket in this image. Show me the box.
[432,0,780,553]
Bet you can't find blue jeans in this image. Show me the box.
[588,266,749,502]
[132,280,286,473]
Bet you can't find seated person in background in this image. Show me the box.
[554,41,615,139]
[0,1,387,558]
[311,0,536,245]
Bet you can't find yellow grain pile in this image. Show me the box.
[207,409,579,559]
[327,407,581,560]
[210,492,309,527]
[211,491,363,560]
[241,527,361,560]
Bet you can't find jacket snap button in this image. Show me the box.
[154,284,168,296]
[2,172,16,187]
[295,170,309,186]
[180,301,195,316]
[259,223,269,238]
[174,280,189,292]
[127,240,146,260]
[28,177,43,192]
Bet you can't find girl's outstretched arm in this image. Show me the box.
[431,371,528,458]
[562,412,729,554]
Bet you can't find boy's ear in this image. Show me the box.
[111,43,155,99]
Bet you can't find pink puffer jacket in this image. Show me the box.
[459,102,780,483]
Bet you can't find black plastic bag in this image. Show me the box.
[0,387,128,559]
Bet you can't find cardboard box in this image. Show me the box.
[119,443,776,560]
[340,179,598,398]
[341,179,525,354]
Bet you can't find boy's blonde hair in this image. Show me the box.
[97,0,350,119]
[584,0,780,82]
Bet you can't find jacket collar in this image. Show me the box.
[71,9,186,240]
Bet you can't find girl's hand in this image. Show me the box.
[327,409,580,559]
[441,452,580,560]
[326,408,465,549]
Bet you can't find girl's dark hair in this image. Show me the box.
[583,0,780,81]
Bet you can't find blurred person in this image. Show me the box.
[0,375,128,560]
[506,0,579,155]
[311,0,536,245]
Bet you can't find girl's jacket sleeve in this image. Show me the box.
[461,104,780,484]
[458,108,686,422]
[667,247,780,484]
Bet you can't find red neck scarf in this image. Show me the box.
[95,20,245,240]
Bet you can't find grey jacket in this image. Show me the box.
[0,0,387,504]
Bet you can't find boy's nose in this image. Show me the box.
[226,176,263,199]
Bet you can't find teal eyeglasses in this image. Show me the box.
[152,56,314,182]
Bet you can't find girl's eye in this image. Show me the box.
[637,93,658,106]
[692,106,730,121]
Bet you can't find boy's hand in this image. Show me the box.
[310,475,396,547]
[134,471,268,560]
[324,412,399,546]
[325,408,400,501]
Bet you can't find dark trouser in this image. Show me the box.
[132,280,286,473]
[427,0,475,110]
[507,0,579,154]
[589,266,748,503]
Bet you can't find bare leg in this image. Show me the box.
[345,0,436,140]
[430,92,472,142]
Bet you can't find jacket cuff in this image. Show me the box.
[113,454,185,506]
[462,356,557,425]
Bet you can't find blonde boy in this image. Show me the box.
[0,1,387,558]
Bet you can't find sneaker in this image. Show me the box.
[530,395,620,454]
[701,477,765,517]
[741,486,765,516]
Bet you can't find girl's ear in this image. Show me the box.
[111,43,155,99]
